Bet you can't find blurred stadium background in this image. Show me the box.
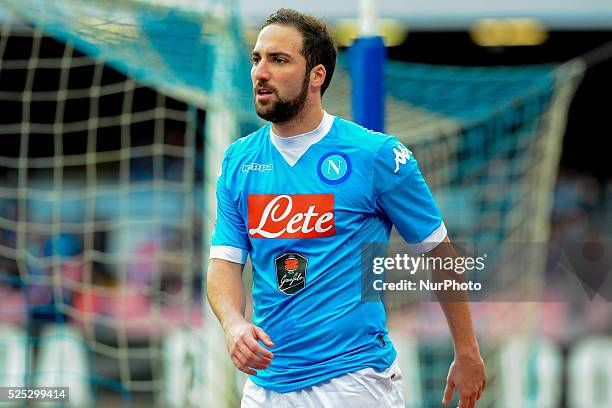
[0,0,611,407]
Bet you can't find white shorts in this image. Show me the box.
[241,359,405,408]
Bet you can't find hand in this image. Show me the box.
[224,319,274,375]
[442,352,486,408]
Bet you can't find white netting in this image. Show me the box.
[0,23,211,405]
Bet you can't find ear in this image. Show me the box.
[309,64,326,91]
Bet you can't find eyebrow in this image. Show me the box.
[251,50,293,59]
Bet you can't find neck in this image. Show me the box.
[270,100,324,137]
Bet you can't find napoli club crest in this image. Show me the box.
[275,253,308,295]
[317,151,351,185]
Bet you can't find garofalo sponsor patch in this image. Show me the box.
[275,253,308,296]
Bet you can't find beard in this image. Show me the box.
[254,76,309,123]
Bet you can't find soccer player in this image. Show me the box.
[207,8,486,408]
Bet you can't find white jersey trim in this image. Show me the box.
[269,111,334,166]
[409,222,447,254]
[210,245,248,264]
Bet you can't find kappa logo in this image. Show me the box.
[393,143,412,174]
[242,162,273,173]
[248,194,335,239]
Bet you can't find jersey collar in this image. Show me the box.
[269,111,334,166]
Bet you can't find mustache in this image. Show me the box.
[254,82,278,94]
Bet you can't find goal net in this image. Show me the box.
[0,0,257,406]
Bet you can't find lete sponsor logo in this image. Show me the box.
[248,194,335,238]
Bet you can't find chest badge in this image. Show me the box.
[275,252,308,296]
[317,151,352,185]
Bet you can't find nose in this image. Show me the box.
[252,60,271,82]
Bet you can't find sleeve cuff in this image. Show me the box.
[209,245,248,264]
[408,222,447,254]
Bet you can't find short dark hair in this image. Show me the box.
[262,8,337,96]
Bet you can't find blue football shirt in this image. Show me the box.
[210,112,446,392]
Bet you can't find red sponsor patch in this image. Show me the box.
[248,194,335,239]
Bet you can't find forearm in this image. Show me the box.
[432,265,480,355]
[206,258,274,375]
[206,258,247,331]
[438,301,480,356]
[427,236,480,355]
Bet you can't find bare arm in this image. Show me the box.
[426,235,486,408]
[206,258,274,375]
[206,258,247,331]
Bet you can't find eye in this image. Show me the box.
[251,56,260,64]
[274,57,287,64]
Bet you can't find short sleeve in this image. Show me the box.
[210,147,250,264]
[373,137,446,253]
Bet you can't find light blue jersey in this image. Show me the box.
[211,113,446,393]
